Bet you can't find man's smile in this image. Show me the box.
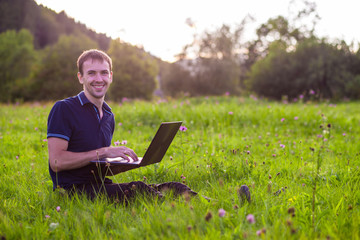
[92,84,105,89]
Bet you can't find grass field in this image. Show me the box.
[0,96,359,239]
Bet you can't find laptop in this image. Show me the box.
[90,121,182,168]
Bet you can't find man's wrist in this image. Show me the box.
[94,147,108,160]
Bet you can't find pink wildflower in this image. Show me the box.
[294,116,299,120]
[56,206,61,212]
[45,215,50,219]
[228,111,233,115]
[218,208,226,217]
[121,140,128,145]
[281,118,285,122]
[114,140,120,146]
[280,144,285,148]
[179,126,187,132]
[246,214,255,224]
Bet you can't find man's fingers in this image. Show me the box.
[127,151,139,162]
[123,148,139,162]
[120,154,131,162]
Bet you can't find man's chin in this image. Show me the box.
[85,90,107,100]
[93,93,106,99]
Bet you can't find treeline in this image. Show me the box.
[0,29,158,102]
[0,0,110,49]
[162,11,360,101]
[0,0,158,102]
[1,0,360,102]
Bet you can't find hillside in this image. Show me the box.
[0,0,111,49]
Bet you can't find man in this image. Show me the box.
[47,49,197,202]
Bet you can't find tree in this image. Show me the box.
[192,57,240,95]
[0,0,111,50]
[0,29,37,102]
[30,33,98,100]
[245,41,291,99]
[107,39,158,101]
[246,38,360,100]
[167,19,249,97]
[243,0,320,77]
[161,60,194,97]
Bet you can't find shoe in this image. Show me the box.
[238,185,251,203]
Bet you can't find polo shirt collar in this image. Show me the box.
[77,91,112,112]
[77,91,90,106]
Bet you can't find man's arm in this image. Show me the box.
[48,137,138,172]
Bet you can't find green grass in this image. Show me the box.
[0,97,359,239]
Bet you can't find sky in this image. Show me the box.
[34,0,360,62]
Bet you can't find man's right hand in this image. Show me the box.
[105,146,139,162]
[48,137,139,172]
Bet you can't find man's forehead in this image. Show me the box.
[83,59,110,71]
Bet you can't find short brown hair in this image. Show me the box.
[77,49,112,75]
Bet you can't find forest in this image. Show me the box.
[0,0,360,102]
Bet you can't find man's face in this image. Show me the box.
[77,59,113,101]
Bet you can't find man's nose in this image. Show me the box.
[95,73,102,81]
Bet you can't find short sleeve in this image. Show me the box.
[47,101,71,141]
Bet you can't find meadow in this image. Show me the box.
[0,96,359,239]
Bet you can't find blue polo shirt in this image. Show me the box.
[47,91,114,190]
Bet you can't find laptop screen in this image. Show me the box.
[140,121,182,166]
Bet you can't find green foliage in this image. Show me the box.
[161,60,194,97]
[0,97,360,239]
[193,58,240,95]
[0,0,111,49]
[0,0,38,32]
[246,38,360,100]
[108,40,158,101]
[163,23,245,97]
[0,29,160,102]
[29,34,98,101]
[0,29,37,102]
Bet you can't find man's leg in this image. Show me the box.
[73,181,163,203]
[150,182,212,201]
[149,182,198,197]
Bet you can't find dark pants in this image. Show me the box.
[71,181,198,203]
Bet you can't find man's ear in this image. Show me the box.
[109,71,113,83]
[77,72,83,84]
